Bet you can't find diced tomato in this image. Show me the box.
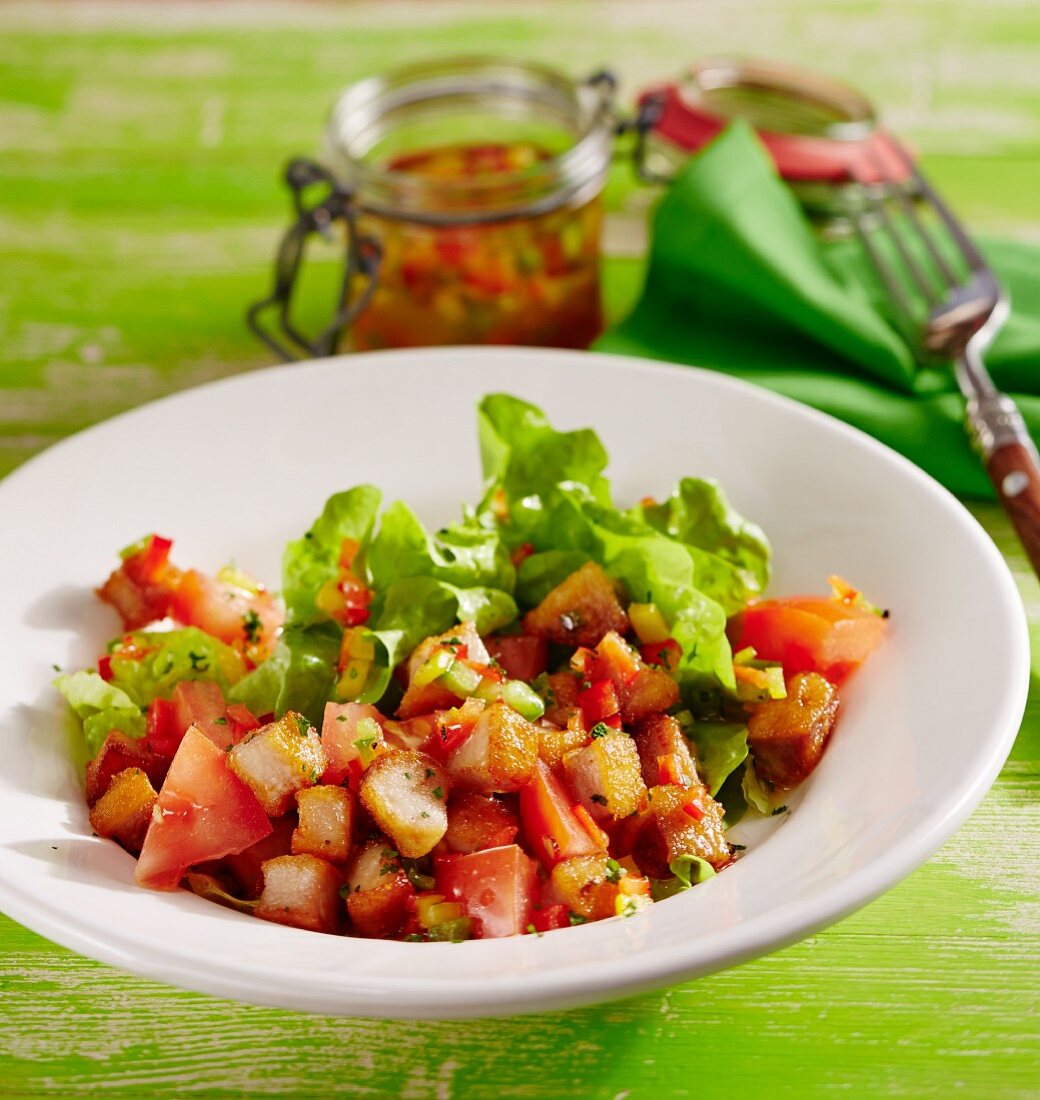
[171,680,233,751]
[485,635,549,682]
[170,569,282,658]
[320,701,386,786]
[657,753,687,788]
[639,638,682,673]
[571,803,610,849]
[226,702,261,742]
[733,596,886,685]
[530,902,570,933]
[136,726,273,891]
[435,845,538,939]
[85,730,169,805]
[419,700,485,762]
[595,632,641,686]
[519,759,600,868]
[96,534,181,630]
[576,679,620,727]
[144,698,179,759]
[124,534,174,585]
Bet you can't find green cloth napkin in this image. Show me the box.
[595,121,1040,499]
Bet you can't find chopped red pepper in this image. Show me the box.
[571,803,610,849]
[510,542,535,568]
[657,753,687,787]
[576,679,620,726]
[144,698,178,759]
[97,655,113,682]
[640,638,682,672]
[681,797,705,822]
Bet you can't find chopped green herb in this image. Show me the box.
[590,793,608,806]
[425,767,435,779]
[213,717,227,726]
[568,912,588,926]
[187,650,210,672]
[242,609,263,644]
[771,805,789,816]
[604,858,623,884]
[294,715,312,736]
[589,722,610,739]
[433,786,444,800]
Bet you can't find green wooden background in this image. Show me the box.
[2,2,1039,1097]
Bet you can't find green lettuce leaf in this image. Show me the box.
[689,720,749,795]
[282,485,381,622]
[53,670,145,757]
[229,621,341,727]
[366,500,514,594]
[106,628,246,707]
[477,393,612,545]
[636,477,770,614]
[546,493,735,696]
[741,759,787,815]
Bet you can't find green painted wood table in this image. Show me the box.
[2,3,1038,1096]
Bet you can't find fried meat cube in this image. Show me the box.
[522,562,628,648]
[747,671,839,789]
[630,783,730,880]
[444,791,519,853]
[88,767,157,853]
[632,714,699,788]
[358,749,448,858]
[256,853,342,934]
[227,711,327,817]
[562,730,646,823]
[446,701,539,793]
[292,785,355,864]
[345,839,415,938]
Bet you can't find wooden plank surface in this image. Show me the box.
[1,3,1039,1097]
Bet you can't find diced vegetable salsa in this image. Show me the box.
[56,395,886,940]
[350,142,603,351]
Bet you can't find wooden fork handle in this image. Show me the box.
[986,442,1040,578]
[970,392,1040,578]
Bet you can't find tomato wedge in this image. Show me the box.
[484,635,549,682]
[434,845,538,939]
[136,727,272,891]
[734,597,886,684]
[519,760,600,868]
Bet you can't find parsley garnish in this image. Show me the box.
[425,767,435,779]
[771,805,789,816]
[432,786,444,800]
[590,793,608,806]
[604,858,623,884]
[568,912,588,926]
[294,715,311,737]
[214,717,227,726]
[242,609,262,644]
[187,651,209,672]
[589,722,610,739]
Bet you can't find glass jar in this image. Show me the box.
[249,58,617,359]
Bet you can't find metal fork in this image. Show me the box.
[844,140,1040,579]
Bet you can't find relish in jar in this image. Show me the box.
[351,141,602,350]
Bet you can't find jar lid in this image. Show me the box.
[641,57,910,185]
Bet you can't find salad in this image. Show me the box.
[56,395,885,941]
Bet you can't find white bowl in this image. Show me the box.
[0,347,1027,1018]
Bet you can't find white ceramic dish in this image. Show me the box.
[0,347,1027,1018]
